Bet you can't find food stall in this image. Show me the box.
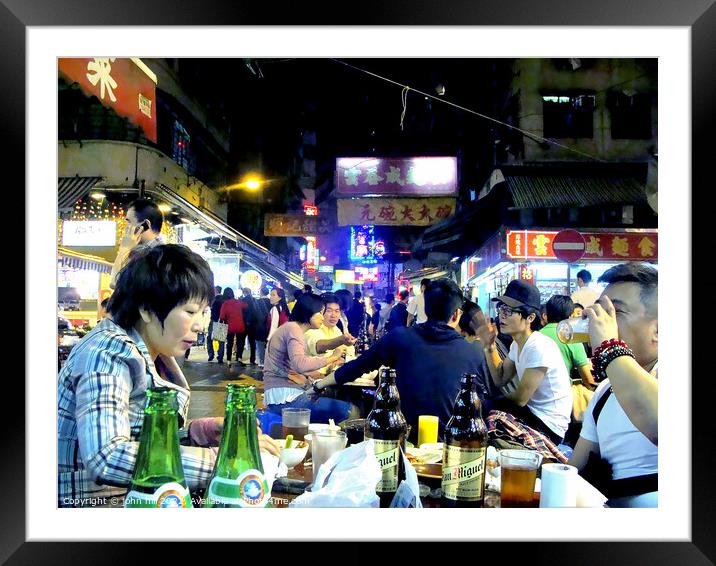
[461,227,658,317]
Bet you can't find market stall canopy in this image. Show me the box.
[499,163,648,209]
[58,177,103,213]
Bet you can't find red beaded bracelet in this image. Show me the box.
[593,338,629,359]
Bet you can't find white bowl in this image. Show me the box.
[278,439,309,469]
[308,423,341,435]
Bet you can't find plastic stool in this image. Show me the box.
[257,409,282,438]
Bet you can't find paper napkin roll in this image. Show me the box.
[539,463,578,507]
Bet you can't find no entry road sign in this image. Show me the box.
[553,229,586,263]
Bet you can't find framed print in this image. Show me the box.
[5,0,713,562]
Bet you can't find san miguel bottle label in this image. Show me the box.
[207,469,270,508]
[124,482,193,508]
[374,439,400,492]
[441,446,486,501]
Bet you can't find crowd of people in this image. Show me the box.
[58,198,658,508]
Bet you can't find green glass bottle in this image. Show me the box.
[204,384,271,508]
[124,388,193,508]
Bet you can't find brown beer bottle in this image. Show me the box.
[364,367,408,507]
[441,373,488,507]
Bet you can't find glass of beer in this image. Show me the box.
[499,449,542,508]
[557,317,590,344]
[282,408,311,440]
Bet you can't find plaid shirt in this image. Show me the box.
[486,410,569,464]
[58,318,215,507]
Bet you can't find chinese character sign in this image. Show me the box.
[337,198,456,226]
[264,214,334,237]
[506,230,657,261]
[58,58,157,143]
[336,157,457,197]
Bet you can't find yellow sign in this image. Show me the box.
[337,198,456,226]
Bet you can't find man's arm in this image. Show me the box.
[330,334,394,386]
[315,334,353,354]
[483,343,517,388]
[585,296,658,445]
[506,367,547,407]
[568,437,600,474]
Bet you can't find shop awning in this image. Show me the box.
[149,184,311,289]
[58,247,113,273]
[58,176,103,212]
[500,162,647,209]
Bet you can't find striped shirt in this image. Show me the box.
[57,318,215,507]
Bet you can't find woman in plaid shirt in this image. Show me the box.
[58,244,279,507]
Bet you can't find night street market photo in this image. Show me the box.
[55,56,660,513]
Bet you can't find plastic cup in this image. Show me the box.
[310,431,347,483]
[557,317,590,344]
[417,415,439,447]
[499,449,542,508]
[282,408,311,440]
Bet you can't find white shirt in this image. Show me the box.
[571,285,600,308]
[507,331,573,437]
[580,365,658,481]
[407,294,427,324]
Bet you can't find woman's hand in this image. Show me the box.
[584,295,620,349]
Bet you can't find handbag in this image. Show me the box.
[212,321,228,343]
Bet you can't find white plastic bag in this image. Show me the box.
[389,448,423,508]
[289,440,381,508]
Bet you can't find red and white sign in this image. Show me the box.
[58,58,157,143]
[304,205,318,216]
[518,264,535,284]
[506,229,657,262]
[552,230,586,263]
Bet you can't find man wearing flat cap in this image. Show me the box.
[477,280,572,445]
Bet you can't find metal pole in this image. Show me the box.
[566,263,571,295]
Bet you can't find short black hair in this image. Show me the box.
[576,269,592,284]
[420,278,431,289]
[100,298,109,309]
[108,244,214,331]
[321,293,340,308]
[223,287,235,299]
[293,289,304,301]
[385,292,395,303]
[354,291,362,300]
[573,303,585,310]
[242,287,252,296]
[290,293,325,323]
[215,286,222,294]
[598,262,658,318]
[398,290,410,301]
[303,284,313,293]
[545,295,575,324]
[424,278,463,322]
[459,300,482,336]
[127,198,164,233]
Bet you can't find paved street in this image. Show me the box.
[177,345,266,421]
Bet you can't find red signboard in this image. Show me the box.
[336,157,458,197]
[506,230,657,262]
[552,230,586,263]
[58,58,157,143]
[304,205,318,216]
[518,264,535,284]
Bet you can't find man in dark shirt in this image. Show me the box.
[385,290,410,332]
[207,285,225,362]
[313,279,490,443]
[347,291,366,336]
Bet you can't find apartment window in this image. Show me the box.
[172,120,192,171]
[609,92,652,139]
[542,94,595,138]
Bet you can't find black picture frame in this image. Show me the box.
[4,0,711,562]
